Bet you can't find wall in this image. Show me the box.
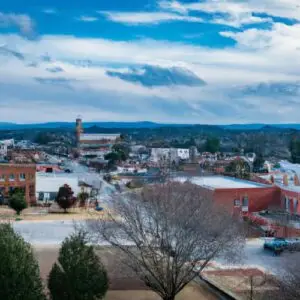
[280,188,300,214]
[212,187,281,214]
[0,164,36,204]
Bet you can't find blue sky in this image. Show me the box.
[0,0,300,123]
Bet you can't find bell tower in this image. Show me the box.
[75,115,83,146]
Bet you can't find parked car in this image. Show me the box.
[264,238,288,255]
[286,238,300,252]
[95,206,104,212]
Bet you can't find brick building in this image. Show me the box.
[0,163,36,204]
[175,176,280,214]
[75,118,120,159]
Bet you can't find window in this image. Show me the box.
[9,174,15,181]
[242,196,249,207]
[38,192,44,201]
[294,199,298,212]
[234,199,240,207]
[0,174,4,181]
[285,196,289,211]
[19,173,26,181]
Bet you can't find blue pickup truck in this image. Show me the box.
[263,238,300,255]
[263,238,288,255]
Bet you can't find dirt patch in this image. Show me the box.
[33,245,217,300]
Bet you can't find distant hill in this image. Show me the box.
[0,122,300,131]
[222,124,300,130]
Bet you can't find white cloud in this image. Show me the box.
[42,9,57,15]
[212,12,271,28]
[162,0,300,19]
[0,12,35,37]
[76,16,98,22]
[0,30,300,123]
[220,23,300,51]
[99,11,203,25]
[160,0,300,27]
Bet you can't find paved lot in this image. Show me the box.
[13,220,289,275]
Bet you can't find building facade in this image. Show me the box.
[151,148,190,163]
[0,163,36,204]
[175,176,279,215]
[0,139,14,157]
[75,118,120,159]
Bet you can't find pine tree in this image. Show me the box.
[0,224,45,300]
[48,231,108,300]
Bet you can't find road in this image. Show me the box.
[13,220,286,274]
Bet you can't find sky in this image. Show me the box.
[0,0,300,124]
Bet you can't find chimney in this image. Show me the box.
[283,174,289,186]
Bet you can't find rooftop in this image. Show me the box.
[79,133,120,141]
[36,173,81,194]
[0,163,36,168]
[175,176,271,190]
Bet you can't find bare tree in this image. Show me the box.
[256,253,300,300]
[276,253,300,300]
[87,181,244,300]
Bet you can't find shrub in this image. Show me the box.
[55,184,77,213]
[48,231,108,300]
[9,190,27,215]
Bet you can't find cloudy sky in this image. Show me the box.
[0,0,300,124]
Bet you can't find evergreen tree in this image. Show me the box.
[48,231,108,300]
[290,138,300,163]
[253,153,265,172]
[204,137,220,153]
[0,224,45,300]
[9,189,27,215]
[225,159,251,179]
[56,184,76,213]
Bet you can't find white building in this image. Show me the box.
[151,148,190,163]
[116,166,148,174]
[0,139,14,157]
[36,172,115,204]
[36,173,81,203]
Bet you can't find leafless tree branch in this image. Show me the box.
[87,181,244,300]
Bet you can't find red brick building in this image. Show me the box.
[0,163,36,204]
[75,118,120,159]
[175,176,280,215]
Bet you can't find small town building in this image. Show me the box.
[174,176,279,214]
[0,139,14,157]
[75,118,120,159]
[0,163,36,204]
[36,173,81,203]
[151,148,190,163]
